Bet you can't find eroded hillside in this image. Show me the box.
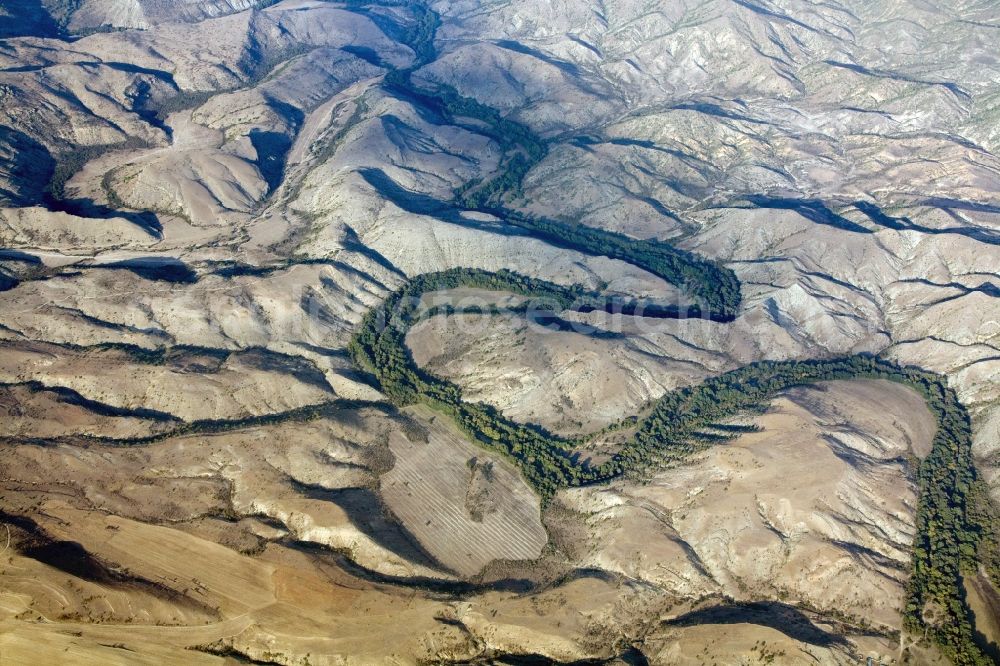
[0,0,998,664]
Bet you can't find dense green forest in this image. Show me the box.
[500,212,741,318]
[370,0,741,319]
[348,267,993,665]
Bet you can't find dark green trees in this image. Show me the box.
[349,268,993,664]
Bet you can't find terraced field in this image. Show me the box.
[381,404,546,577]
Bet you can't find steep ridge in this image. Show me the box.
[330,3,995,660]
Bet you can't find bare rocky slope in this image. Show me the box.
[0,0,998,664]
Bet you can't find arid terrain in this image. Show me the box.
[1,0,999,664]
